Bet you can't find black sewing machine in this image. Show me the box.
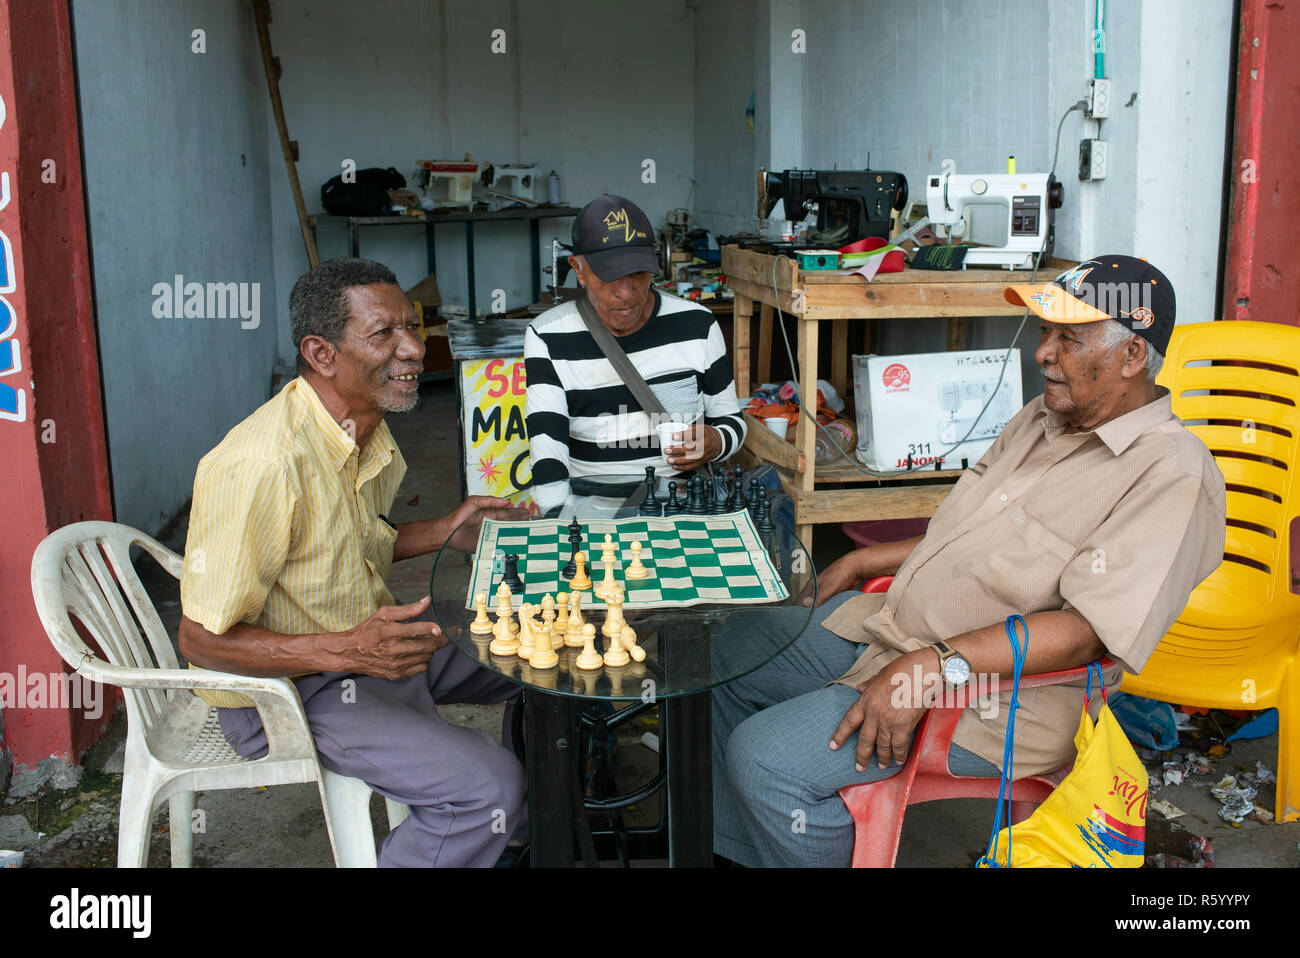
[757,168,909,244]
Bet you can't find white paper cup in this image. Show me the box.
[657,421,692,452]
[764,416,790,439]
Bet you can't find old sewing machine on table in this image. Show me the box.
[430,471,816,867]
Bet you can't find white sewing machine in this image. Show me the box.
[925,171,1063,269]
[482,163,540,210]
[415,159,485,207]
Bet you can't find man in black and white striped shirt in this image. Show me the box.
[525,195,745,516]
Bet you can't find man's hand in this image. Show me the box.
[799,550,865,607]
[829,652,929,771]
[443,495,528,553]
[664,423,722,471]
[333,596,446,680]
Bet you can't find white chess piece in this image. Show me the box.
[564,591,585,647]
[620,624,646,663]
[470,593,494,634]
[625,541,649,579]
[575,624,603,670]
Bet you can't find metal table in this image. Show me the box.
[429,473,817,867]
[314,206,580,319]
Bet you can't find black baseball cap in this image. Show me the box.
[569,194,659,281]
[1004,254,1177,355]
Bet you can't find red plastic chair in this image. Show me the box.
[837,576,1109,867]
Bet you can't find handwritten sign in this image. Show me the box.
[461,357,536,514]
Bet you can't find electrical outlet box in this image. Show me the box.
[1086,77,1112,118]
[1079,138,1108,181]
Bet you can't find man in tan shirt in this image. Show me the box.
[713,255,1225,867]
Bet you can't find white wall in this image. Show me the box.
[73,0,279,533]
[1134,0,1233,324]
[694,0,1233,389]
[694,0,760,235]
[266,0,698,365]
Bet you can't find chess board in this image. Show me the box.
[465,512,789,611]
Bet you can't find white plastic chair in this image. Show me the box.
[30,520,408,867]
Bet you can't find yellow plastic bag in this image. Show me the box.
[977,619,1147,868]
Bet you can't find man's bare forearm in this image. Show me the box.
[392,516,454,562]
[178,615,343,677]
[854,536,925,580]
[900,608,1105,685]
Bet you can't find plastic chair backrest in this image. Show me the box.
[1157,321,1300,611]
[31,521,187,742]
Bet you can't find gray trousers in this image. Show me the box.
[712,591,998,867]
[218,641,525,868]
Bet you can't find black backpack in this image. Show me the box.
[320,167,407,216]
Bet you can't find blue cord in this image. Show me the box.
[977,615,1028,868]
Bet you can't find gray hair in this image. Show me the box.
[289,258,399,371]
[1097,318,1164,382]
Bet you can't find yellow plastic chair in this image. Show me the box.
[1119,321,1300,822]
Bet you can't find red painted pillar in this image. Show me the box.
[0,0,115,778]
[1221,0,1300,326]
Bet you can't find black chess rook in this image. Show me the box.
[502,553,524,592]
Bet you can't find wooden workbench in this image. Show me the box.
[722,244,1074,552]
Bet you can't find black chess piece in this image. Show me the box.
[727,470,745,511]
[686,473,708,515]
[746,478,763,516]
[663,481,684,515]
[561,519,582,580]
[638,465,661,516]
[502,553,524,592]
[755,495,776,536]
[708,478,727,515]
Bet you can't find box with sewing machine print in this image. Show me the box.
[852,348,1022,472]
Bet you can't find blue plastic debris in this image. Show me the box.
[1225,708,1279,743]
[1109,692,1180,750]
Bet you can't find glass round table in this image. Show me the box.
[429,472,817,867]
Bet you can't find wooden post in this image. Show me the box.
[732,293,753,398]
[831,320,850,397]
[796,314,819,554]
[253,0,320,268]
[757,302,774,385]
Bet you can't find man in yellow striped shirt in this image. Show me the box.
[179,258,526,867]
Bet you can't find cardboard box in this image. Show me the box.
[852,348,1022,471]
[404,273,442,309]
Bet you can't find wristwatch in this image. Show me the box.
[932,641,971,688]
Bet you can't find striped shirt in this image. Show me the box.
[524,292,745,516]
[180,377,405,708]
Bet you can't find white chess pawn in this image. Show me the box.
[625,541,649,579]
[555,591,570,635]
[620,624,646,663]
[470,593,494,634]
[575,624,603,670]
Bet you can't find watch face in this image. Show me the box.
[943,655,971,686]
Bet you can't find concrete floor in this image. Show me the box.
[8,379,1299,868]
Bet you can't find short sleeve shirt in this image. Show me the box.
[822,389,1226,777]
[180,377,406,707]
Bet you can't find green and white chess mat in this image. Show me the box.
[465,512,788,611]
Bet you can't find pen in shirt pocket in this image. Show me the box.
[378,513,397,532]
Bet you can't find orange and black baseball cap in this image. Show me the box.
[1004,254,1177,355]
[569,194,660,281]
